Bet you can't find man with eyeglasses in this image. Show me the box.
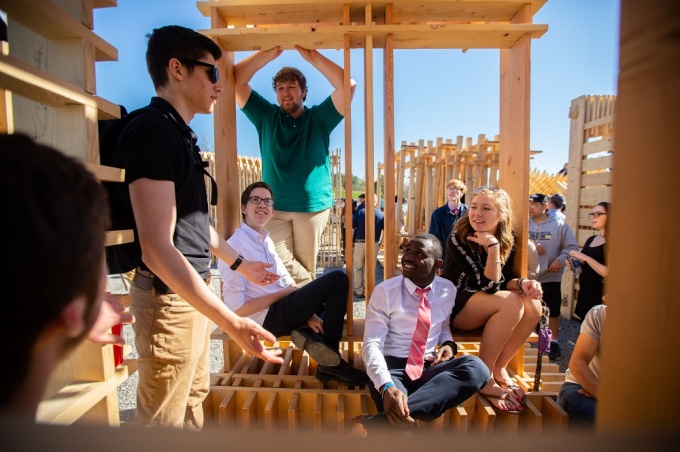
[429,179,468,263]
[234,45,357,287]
[118,26,283,429]
[528,193,579,362]
[218,182,369,387]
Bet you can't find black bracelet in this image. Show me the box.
[230,255,244,271]
[488,242,500,248]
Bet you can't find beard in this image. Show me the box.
[280,99,303,116]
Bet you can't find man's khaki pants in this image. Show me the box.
[130,282,212,429]
[268,209,330,286]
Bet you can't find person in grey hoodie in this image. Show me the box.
[528,194,579,361]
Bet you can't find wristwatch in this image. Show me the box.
[230,255,244,271]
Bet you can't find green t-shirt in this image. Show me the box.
[241,90,343,212]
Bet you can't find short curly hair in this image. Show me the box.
[272,67,307,101]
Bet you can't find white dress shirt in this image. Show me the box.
[362,275,456,389]
[218,222,296,325]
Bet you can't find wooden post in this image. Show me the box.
[211,8,239,239]
[597,0,680,433]
[363,7,376,299]
[499,4,531,277]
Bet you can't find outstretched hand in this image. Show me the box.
[87,292,135,346]
[231,317,284,364]
[239,259,280,286]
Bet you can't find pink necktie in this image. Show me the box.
[405,287,431,380]
[452,208,458,216]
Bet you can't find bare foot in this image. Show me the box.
[494,367,525,402]
[478,380,523,413]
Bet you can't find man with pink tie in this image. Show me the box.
[351,233,488,434]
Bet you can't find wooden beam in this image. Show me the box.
[0,0,117,61]
[363,26,376,298]
[196,0,548,25]
[498,4,531,277]
[0,54,119,120]
[597,0,680,433]
[200,23,547,52]
[210,9,240,239]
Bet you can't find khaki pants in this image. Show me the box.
[129,282,212,429]
[268,209,330,286]
[353,241,379,295]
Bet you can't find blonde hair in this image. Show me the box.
[453,186,514,262]
[446,178,466,193]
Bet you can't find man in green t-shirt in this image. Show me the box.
[235,45,356,285]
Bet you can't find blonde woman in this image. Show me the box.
[442,186,543,413]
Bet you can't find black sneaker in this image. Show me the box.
[291,327,342,367]
[316,360,371,387]
[548,342,561,361]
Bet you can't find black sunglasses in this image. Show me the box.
[180,59,220,84]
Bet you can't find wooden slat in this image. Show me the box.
[582,137,613,156]
[0,0,117,61]
[36,360,135,424]
[583,114,615,131]
[201,23,548,52]
[84,163,125,183]
[198,0,548,24]
[579,186,612,206]
[0,54,120,120]
[105,230,134,247]
[582,154,614,172]
[581,170,613,187]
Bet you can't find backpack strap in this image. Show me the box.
[129,104,218,206]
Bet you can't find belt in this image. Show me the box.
[354,239,379,243]
[133,267,211,295]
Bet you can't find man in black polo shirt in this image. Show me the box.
[121,25,282,429]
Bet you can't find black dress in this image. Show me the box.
[442,231,516,321]
[574,235,606,320]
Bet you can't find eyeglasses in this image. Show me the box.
[448,187,464,191]
[473,185,500,194]
[180,59,220,84]
[588,212,606,218]
[248,196,275,206]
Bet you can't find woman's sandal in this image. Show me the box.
[479,391,523,414]
[503,384,526,405]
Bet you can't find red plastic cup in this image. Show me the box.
[111,324,123,367]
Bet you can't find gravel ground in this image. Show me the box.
[111,262,579,422]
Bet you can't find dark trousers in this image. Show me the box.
[262,270,348,349]
[365,355,489,425]
[557,382,596,428]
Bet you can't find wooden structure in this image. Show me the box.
[0,0,675,438]
[0,0,136,424]
[199,0,549,430]
[210,324,566,433]
[562,95,614,319]
[200,0,548,302]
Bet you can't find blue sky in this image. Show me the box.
[94,0,619,178]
